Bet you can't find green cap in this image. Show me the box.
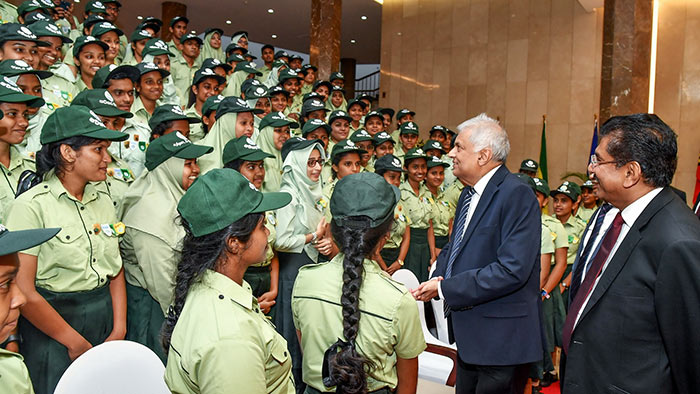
[278,68,302,83]
[268,85,290,97]
[514,173,536,192]
[281,137,321,162]
[178,169,292,237]
[201,57,232,73]
[130,29,153,43]
[192,67,225,86]
[330,139,366,162]
[328,110,351,124]
[241,78,263,94]
[581,179,594,189]
[226,53,247,64]
[92,64,140,88]
[378,107,395,120]
[349,129,373,143]
[71,88,132,118]
[91,21,124,38]
[136,61,170,79]
[28,21,73,43]
[330,85,346,95]
[397,108,415,119]
[148,104,201,130]
[550,181,581,201]
[301,118,331,137]
[0,76,44,107]
[399,121,419,135]
[204,27,223,37]
[302,64,318,73]
[144,131,212,171]
[85,0,108,14]
[83,15,106,30]
[244,85,269,100]
[520,159,538,172]
[233,61,262,76]
[374,154,404,173]
[0,224,59,256]
[301,98,327,117]
[0,23,50,46]
[72,35,108,58]
[427,155,450,169]
[0,59,52,79]
[532,177,549,196]
[141,38,174,57]
[429,124,449,137]
[17,1,44,17]
[202,94,224,117]
[330,172,400,228]
[216,96,263,120]
[40,105,128,144]
[312,80,331,92]
[274,50,289,59]
[223,136,274,165]
[372,131,395,147]
[363,110,383,125]
[302,92,323,103]
[329,71,345,82]
[403,147,428,162]
[259,111,299,130]
[423,139,446,154]
[347,98,366,110]
[23,10,50,24]
[179,33,202,45]
[169,16,188,27]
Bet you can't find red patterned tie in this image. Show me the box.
[562,212,624,354]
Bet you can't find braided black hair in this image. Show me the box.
[36,136,99,178]
[326,216,393,393]
[161,213,263,354]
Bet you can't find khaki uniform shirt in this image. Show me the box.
[170,54,200,107]
[399,181,432,229]
[556,214,587,265]
[541,224,555,255]
[42,67,78,111]
[164,270,295,394]
[130,96,153,129]
[109,119,150,178]
[429,185,454,237]
[385,202,410,249]
[249,212,277,268]
[444,180,465,208]
[184,105,204,142]
[575,205,596,224]
[0,146,35,222]
[5,174,123,292]
[96,155,136,213]
[292,254,426,391]
[0,0,17,24]
[0,348,33,394]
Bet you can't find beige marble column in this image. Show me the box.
[161,1,187,42]
[599,0,653,122]
[310,0,341,81]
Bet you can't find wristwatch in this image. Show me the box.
[310,232,318,244]
[541,289,551,299]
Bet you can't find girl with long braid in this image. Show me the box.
[292,172,425,394]
[162,169,295,393]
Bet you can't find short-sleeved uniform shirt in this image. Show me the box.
[540,223,555,255]
[130,96,153,129]
[385,202,410,249]
[0,1,17,24]
[5,174,123,292]
[0,146,35,222]
[429,185,454,237]
[444,180,465,209]
[184,105,204,142]
[42,64,78,110]
[542,214,569,266]
[249,212,277,268]
[557,214,586,265]
[109,119,151,178]
[575,205,596,224]
[96,155,136,212]
[399,181,432,229]
[170,55,201,107]
[0,348,33,393]
[164,270,295,394]
[292,255,426,392]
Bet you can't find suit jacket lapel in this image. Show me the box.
[576,188,675,324]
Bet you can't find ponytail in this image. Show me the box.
[324,216,392,393]
[161,212,263,354]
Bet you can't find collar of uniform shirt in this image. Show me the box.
[471,164,502,196]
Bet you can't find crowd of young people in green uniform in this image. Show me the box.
[0,1,602,393]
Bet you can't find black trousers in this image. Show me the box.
[455,357,530,394]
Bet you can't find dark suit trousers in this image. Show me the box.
[455,357,530,394]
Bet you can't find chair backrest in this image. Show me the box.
[428,263,453,344]
[54,340,170,394]
[392,268,420,291]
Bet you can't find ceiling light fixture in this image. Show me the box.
[226,20,232,25]
[374,0,383,4]
[268,8,274,14]
[271,34,278,39]
[137,15,143,20]
[350,39,356,44]
[361,15,367,20]
[191,30,196,34]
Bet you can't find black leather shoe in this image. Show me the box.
[540,371,559,387]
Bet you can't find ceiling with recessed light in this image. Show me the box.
[69,0,383,64]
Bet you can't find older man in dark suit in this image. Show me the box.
[561,113,700,393]
[413,113,542,394]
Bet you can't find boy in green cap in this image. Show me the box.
[0,76,45,222]
[0,224,60,393]
[166,16,188,55]
[119,131,211,362]
[576,179,599,223]
[169,33,201,104]
[91,64,139,111]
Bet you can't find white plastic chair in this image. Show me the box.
[428,263,454,344]
[54,340,170,394]
[392,269,458,387]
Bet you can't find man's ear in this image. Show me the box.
[622,161,644,189]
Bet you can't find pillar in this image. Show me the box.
[340,58,356,99]
[161,1,187,42]
[599,0,653,122]
[310,0,341,81]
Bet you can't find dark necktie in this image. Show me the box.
[569,203,613,299]
[562,212,624,354]
[443,187,475,317]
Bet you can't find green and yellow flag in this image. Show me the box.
[538,115,548,183]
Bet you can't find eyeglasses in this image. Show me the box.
[589,154,617,167]
[307,158,324,168]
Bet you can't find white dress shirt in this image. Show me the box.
[438,165,502,299]
[573,187,663,327]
